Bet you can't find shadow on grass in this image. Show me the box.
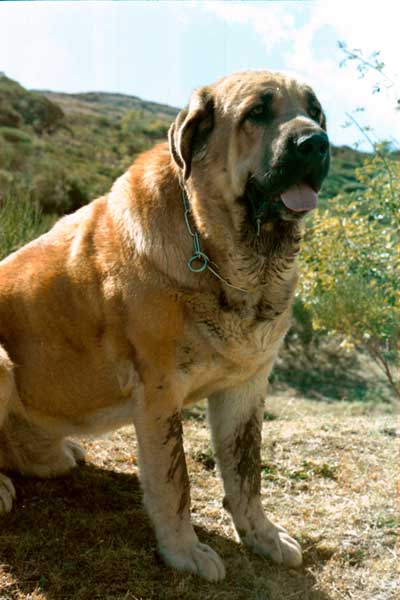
[1,464,334,600]
[273,342,390,403]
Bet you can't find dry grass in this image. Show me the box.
[0,393,398,600]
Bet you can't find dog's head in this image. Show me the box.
[169,71,329,230]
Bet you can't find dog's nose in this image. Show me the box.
[295,132,329,163]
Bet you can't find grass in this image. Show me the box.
[0,191,53,261]
[0,394,397,600]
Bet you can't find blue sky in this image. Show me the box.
[0,0,399,149]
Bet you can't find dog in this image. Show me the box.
[0,70,329,581]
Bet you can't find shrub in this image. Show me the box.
[0,99,21,127]
[0,140,15,171]
[0,74,64,134]
[0,132,33,171]
[0,127,32,144]
[0,190,48,260]
[32,164,89,214]
[300,152,399,399]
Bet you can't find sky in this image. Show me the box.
[0,0,399,150]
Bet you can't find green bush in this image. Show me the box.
[32,162,89,214]
[0,190,49,260]
[0,140,15,170]
[300,152,399,399]
[0,74,64,134]
[121,109,169,143]
[0,126,32,144]
[0,99,21,127]
[0,134,33,171]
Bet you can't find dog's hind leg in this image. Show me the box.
[0,346,85,514]
[0,345,17,513]
[1,414,86,478]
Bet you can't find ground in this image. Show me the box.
[0,392,397,600]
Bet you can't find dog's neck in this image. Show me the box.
[123,143,302,313]
[183,171,304,307]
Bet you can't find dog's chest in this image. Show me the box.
[180,293,291,401]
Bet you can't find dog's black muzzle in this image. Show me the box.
[243,128,330,228]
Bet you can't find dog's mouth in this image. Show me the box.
[242,174,321,228]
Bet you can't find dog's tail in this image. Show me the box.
[0,344,14,428]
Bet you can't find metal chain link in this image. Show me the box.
[181,187,253,292]
[182,189,209,273]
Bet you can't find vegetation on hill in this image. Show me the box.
[0,75,64,133]
[0,74,174,215]
[0,73,372,215]
[318,145,369,203]
[298,152,399,400]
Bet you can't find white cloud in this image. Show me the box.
[202,1,297,48]
[1,0,397,148]
[201,1,400,148]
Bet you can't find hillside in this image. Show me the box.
[0,75,63,133]
[0,75,175,214]
[0,73,370,215]
[43,89,179,118]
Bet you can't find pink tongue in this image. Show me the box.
[280,182,318,212]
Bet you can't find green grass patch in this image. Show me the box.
[0,190,50,260]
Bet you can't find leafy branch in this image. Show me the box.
[338,41,399,105]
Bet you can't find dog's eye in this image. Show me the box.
[309,106,321,121]
[247,105,268,121]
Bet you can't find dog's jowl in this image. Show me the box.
[0,71,329,581]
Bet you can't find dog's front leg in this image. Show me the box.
[133,395,225,581]
[208,373,302,567]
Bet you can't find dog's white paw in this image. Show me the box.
[160,540,226,581]
[65,439,86,463]
[0,473,16,514]
[240,522,302,567]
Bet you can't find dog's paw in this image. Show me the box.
[240,522,302,567]
[0,473,16,514]
[160,540,226,581]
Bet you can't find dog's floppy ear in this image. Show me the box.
[320,110,327,131]
[168,87,214,180]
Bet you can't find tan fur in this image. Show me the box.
[0,71,327,580]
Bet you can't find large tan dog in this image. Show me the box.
[0,71,329,581]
